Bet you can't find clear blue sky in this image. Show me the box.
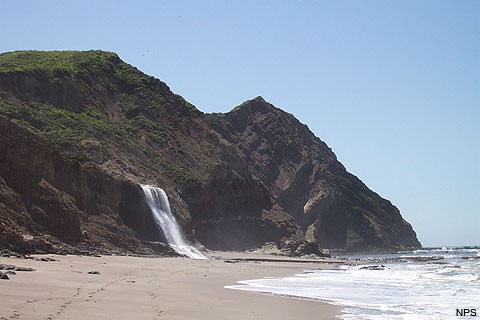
[2,1,478,247]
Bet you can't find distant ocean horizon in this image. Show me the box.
[226,247,480,319]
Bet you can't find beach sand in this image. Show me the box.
[0,252,341,320]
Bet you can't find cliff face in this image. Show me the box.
[0,50,420,254]
[0,116,160,253]
[208,98,420,251]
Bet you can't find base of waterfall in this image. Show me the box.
[0,252,341,320]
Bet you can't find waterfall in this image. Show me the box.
[140,185,206,259]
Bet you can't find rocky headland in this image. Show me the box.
[0,50,421,256]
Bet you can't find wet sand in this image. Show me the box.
[0,252,342,320]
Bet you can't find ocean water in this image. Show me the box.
[226,248,480,319]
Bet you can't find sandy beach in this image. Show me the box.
[0,252,341,320]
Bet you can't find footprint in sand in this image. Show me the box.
[153,308,165,319]
[73,287,82,297]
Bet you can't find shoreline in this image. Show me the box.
[0,251,343,320]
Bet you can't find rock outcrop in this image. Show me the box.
[0,50,420,254]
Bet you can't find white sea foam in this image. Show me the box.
[141,184,206,259]
[226,248,480,319]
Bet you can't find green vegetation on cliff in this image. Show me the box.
[0,50,116,74]
[0,50,197,183]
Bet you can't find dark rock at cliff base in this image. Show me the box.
[141,241,179,257]
[0,50,420,254]
[261,240,330,258]
[292,241,331,258]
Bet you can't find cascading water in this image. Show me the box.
[140,184,206,259]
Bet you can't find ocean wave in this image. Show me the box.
[226,248,480,319]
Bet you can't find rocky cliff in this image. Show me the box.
[0,50,420,254]
[208,98,420,251]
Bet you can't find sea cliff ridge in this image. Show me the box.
[0,50,421,255]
